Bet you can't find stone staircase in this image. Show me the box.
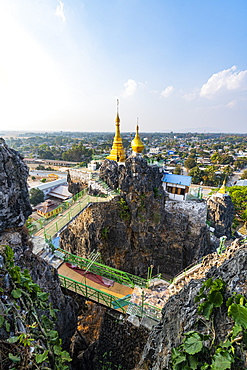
[90,173,119,198]
[162,238,247,304]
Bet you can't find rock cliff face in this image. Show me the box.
[0,229,79,348]
[0,140,79,357]
[67,170,89,194]
[136,240,247,370]
[62,156,211,278]
[207,192,234,239]
[0,138,32,232]
[84,311,150,370]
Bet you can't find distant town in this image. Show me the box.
[2,130,247,187]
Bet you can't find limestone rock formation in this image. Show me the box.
[136,240,247,370]
[0,138,32,232]
[207,192,234,239]
[62,156,211,278]
[0,229,79,350]
[0,140,79,358]
[67,170,88,194]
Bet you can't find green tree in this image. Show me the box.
[223,165,233,177]
[62,142,93,162]
[210,152,221,164]
[184,157,197,171]
[220,154,234,164]
[36,165,45,170]
[174,165,182,175]
[29,188,44,206]
[189,166,203,184]
[228,186,247,221]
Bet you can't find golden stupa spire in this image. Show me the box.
[131,118,145,154]
[218,179,227,194]
[107,100,126,162]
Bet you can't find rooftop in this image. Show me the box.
[48,185,72,200]
[35,178,67,191]
[162,173,192,187]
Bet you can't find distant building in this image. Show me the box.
[24,158,79,166]
[31,178,67,198]
[235,179,247,186]
[162,173,192,201]
[88,161,97,171]
[35,199,62,219]
[149,147,161,155]
[48,185,72,201]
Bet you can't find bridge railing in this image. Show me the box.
[59,274,126,312]
[28,188,88,235]
[58,249,148,288]
[43,194,114,239]
[59,274,162,321]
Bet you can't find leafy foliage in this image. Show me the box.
[170,278,247,369]
[227,186,247,221]
[29,187,44,206]
[118,197,131,221]
[0,245,71,370]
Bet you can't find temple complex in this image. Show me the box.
[107,100,126,162]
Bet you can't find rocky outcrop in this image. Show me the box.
[68,170,90,194]
[136,240,247,370]
[207,192,234,239]
[0,138,32,232]
[62,156,211,278]
[86,311,150,370]
[0,229,79,348]
[0,140,80,357]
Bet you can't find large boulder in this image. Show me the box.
[0,138,32,232]
[207,192,234,239]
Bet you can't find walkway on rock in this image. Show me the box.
[29,175,119,240]
[32,238,164,326]
[32,193,115,239]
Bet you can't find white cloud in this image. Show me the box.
[55,1,65,22]
[226,99,237,109]
[200,66,247,97]
[183,92,197,101]
[161,85,174,98]
[122,79,138,97]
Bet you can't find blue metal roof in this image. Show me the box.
[162,173,192,186]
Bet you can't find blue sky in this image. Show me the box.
[0,0,247,133]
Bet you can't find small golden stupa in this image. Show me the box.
[131,119,144,154]
[107,100,126,162]
[218,179,226,194]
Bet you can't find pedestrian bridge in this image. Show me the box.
[29,183,164,325]
[32,241,163,324]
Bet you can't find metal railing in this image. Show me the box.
[28,188,88,235]
[29,192,114,239]
[58,248,148,288]
[59,274,126,312]
[59,274,162,321]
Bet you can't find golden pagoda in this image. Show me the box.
[107,100,126,162]
[218,179,226,194]
[131,119,144,154]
